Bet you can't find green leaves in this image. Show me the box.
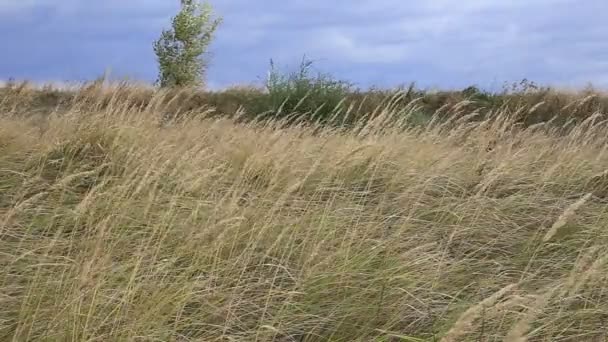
[154,1,222,88]
[262,56,355,124]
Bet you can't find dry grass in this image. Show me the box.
[2,84,608,341]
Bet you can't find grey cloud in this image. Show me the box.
[1,0,608,89]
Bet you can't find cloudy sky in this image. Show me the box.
[1,0,607,90]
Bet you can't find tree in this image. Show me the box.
[153,0,222,88]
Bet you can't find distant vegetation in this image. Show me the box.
[2,72,606,132]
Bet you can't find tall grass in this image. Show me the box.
[2,83,608,341]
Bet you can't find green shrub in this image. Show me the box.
[250,57,355,125]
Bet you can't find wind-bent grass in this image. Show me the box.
[2,85,608,341]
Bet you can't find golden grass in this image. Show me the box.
[2,84,608,341]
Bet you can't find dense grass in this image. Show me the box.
[3,74,608,131]
[2,83,608,341]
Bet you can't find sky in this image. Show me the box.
[1,0,608,91]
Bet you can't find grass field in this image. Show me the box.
[2,83,608,341]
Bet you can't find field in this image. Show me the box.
[2,82,608,341]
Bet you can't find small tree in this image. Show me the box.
[153,0,222,88]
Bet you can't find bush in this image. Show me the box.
[250,57,355,125]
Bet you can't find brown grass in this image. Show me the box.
[2,83,608,341]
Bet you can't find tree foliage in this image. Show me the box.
[153,0,222,88]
